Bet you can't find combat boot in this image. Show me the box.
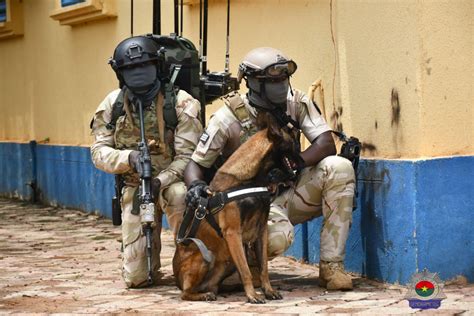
[319,261,353,290]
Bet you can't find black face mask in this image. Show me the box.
[247,77,289,112]
[121,64,158,94]
[121,63,161,107]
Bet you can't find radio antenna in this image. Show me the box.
[130,0,134,36]
[224,0,230,73]
[199,0,203,73]
[202,0,208,75]
[152,0,161,35]
[180,0,184,36]
[174,0,179,35]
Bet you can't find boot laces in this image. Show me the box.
[327,261,345,273]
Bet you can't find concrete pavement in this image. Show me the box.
[0,198,472,315]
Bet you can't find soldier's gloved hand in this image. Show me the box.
[185,180,209,206]
[152,178,161,201]
[128,151,142,174]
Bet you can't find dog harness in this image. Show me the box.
[177,186,271,263]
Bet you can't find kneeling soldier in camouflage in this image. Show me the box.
[91,35,202,288]
[184,47,355,290]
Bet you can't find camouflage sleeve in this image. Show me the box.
[191,106,231,169]
[294,89,331,143]
[90,89,134,174]
[156,91,203,188]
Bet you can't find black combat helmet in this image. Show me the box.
[109,35,162,95]
[109,35,160,71]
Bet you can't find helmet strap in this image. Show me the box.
[247,79,299,130]
[288,77,294,97]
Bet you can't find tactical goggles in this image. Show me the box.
[238,60,297,82]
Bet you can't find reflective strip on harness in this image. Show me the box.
[226,187,268,199]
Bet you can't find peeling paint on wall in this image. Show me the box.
[391,88,401,127]
[390,88,403,157]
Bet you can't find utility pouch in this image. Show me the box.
[112,196,122,226]
[112,175,124,226]
[131,187,141,216]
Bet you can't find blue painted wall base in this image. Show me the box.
[0,142,114,217]
[0,142,472,284]
[285,157,474,284]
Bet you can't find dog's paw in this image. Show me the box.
[203,292,217,301]
[264,289,283,300]
[247,294,266,304]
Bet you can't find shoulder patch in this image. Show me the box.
[199,132,210,145]
[195,124,220,157]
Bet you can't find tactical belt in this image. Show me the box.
[177,186,270,263]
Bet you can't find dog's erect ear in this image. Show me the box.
[264,114,284,144]
[255,111,270,130]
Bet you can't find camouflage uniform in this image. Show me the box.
[191,89,355,262]
[91,88,202,287]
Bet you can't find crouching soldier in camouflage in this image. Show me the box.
[90,35,202,288]
[184,47,355,290]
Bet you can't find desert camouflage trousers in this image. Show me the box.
[267,155,355,262]
[121,182,186,288]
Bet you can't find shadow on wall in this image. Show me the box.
[352,159,419,284]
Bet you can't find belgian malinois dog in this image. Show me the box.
[173,113,300,303]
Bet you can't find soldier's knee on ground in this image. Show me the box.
[122,234,161,288]
[268,220,294,259]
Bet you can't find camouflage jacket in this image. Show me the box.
[91,88,203,188]
[191,89,331,169]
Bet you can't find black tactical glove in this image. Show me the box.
[185,180,209,206]
[128,150,142,174]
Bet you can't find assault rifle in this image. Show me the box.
[133,99,156,285]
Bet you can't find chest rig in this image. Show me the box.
[106,87,178,184]
[221,91,258,144]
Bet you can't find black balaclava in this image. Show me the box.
[121,63,161,107]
